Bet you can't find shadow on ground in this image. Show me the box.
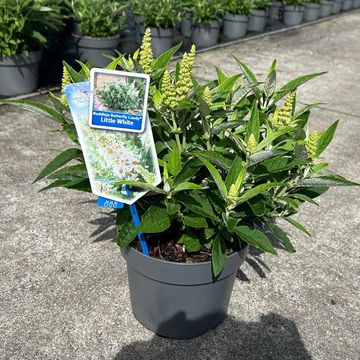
[114,313,311,360]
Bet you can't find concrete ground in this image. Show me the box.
[1,12,360,360]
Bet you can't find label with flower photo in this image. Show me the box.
[65,81,161,205]
[89,68,150,133]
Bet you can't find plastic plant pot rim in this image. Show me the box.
[72,33,121,41]
[0,49,42,65]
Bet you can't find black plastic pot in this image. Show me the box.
[0,50,42,97]
[191,20,221,48]
[248,9,267,32]
[283,5,304,26]
[353,0,360,8]
[181,12,193,38]
[73,34,121,68]
[122,244,249,339]
[222,14,248,40]
[268,1,283,21]
[304,3,321,21]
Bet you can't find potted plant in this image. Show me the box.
[0,0,63,97]
[304,0,322,21]
[191,0,225,48]
[331,0,343,13]
[134,0,181,57]
[71,0,126,68]
[222,0,254,40]
[282,0,305,25]
[3,33,358,339]
[319,0,334,16]
[248,0,272,32]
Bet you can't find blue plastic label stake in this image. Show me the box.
[97,196,124,209]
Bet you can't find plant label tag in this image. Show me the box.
[65,81,161,205]
[89,68,150,133]
[97,196,124,209]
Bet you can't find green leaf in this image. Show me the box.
[215,66,227,83]
[298,174,359,187]
[233,56,258,86]
[63,61,86,83]
[256,127,294,151]
[247,100,260,142]
[234,225,277,255]
[284,217,311,236]
[34,148,82,183]
[225,156,244,190]
[248,150,279,166]
[117,221,137,247]
[215,74,241,94]
[172,182,204,194]
[316,120,339,156]
[238,182,285,204]
[183,214,208,228]
[268,222,295,252]
[168,145,182,176]
[274,72,326,101]
[192,150,232,170]
[0,99,66,124]
[196,156,228,198]
[288,193,318,206]
[174,158,202,185]
[138,206,171,233]
[152,42,182,70]
[177,193,218,220]
[212,235,227,277]
[211,121,241,135]
[178,234,201,253]
[48,163,87,179]
[294,102,325,119]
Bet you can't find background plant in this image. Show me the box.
[131,0,181,28]
[2,32,357,278]
[191,0,225,24]
[227,0,254,15]
[252,0,273,10]
[97,80,144,111]
[0,0,63,57]
[283,0,306,6]
[71,0,126,37]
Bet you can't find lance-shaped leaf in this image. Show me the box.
[233,56,258,87]
[178,234,201,253]
[215,66,228,83]
[237,182,285,204]
[212,234,228,277]
[316,120,338,156]
[117,221,137,247]
[168,145,182,176]
[138,206,171,233]
[268,222,295,252]
[0,99,66,124]
[34,148,83,183]
[177,193,218,221]
[183,214,208,228]
[256,126,294,151]
[171,182,204,195]
[234,225,277,255]
[298,174,359,187]
[246,100,260,142]
[152,43,182,70]
[196,156,228,198]
[112,181,166,194]
[248,150,279,166]
[192,150,232,170]
[64,61,86,83]
[273,72,327,101]
[225,156,245,189]
[284,217,311,236]
[215,74,241,94]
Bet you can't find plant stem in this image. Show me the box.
[171,112,182,152]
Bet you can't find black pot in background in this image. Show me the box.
[320,1,334,16]
[283,5,304,26]
[191,20,221,48]
[181,12,193,38]
[342,0,353,9]
[73,34,121,68]
[304,3,321,21]
[149,27,174,57]
[222,14,248,40]
[248,9,267,32]
[0,50,42,97]
[122,244,249,339]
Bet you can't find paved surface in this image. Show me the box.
[1,12,360,360]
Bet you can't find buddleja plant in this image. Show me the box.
[191,0,225,24]
[0,0,63,57]
[2,29,357,277]
[227,0,254,16]
[253,0,273,10]
[97,80,144,111]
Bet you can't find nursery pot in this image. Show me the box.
[73,34,121,68]
[181,12,193,38]
[352,0,360,7]
[248,10,267,32]
[320,1,334,17]
[268,1,283,21]
[222,14,248,40]
[283,5,304,26]
[122,245,249,339]
[149,27,174,58]
[332,0,344,13]
[304,3,321,21]
[134,15,145,44]
[191,21,221,48]
[0,50,42,97]
[342,0,353,9]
